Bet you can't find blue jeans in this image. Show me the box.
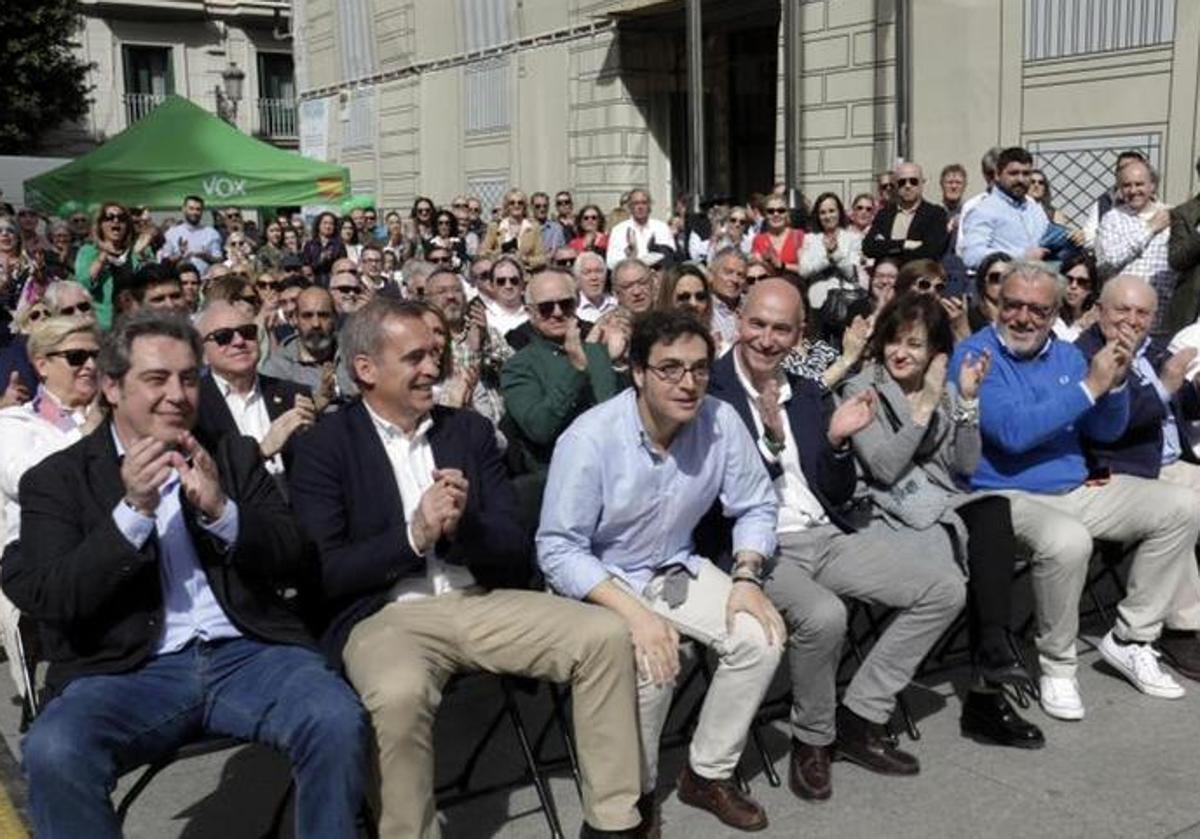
[22,637,369,839]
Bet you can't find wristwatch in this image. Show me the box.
[731,559,765,588]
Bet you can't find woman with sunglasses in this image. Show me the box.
[655,263,729,356]
[481,189,547,270]
[0,317,105,699]
[751,196,804,277]
[73,202,140,330]
[428,210,469,270]
[968,252,1013,333]
[800,192,865,310]
[410,196,437,244]
[42,281,96,324]
[568,205,608,255]
[223,230,259,277]
[849,192,877,235]
[1052,253,1099,341]
[302,211,346,287]
[842,294,1044,749]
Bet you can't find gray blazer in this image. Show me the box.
[841,364,981,544]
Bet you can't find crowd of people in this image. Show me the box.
[2,141,1200,839]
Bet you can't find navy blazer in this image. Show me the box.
[707,352,858,533]
[288,400,530,663]
[196,372,310,470]
[1075,324,1200,479]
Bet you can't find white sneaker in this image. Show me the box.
[1098,631,1185,699]
[1039,675,1085,720]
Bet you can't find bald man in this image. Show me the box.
[862,162,950,266]
[1075,274,1200,681]
[708,279,966,798]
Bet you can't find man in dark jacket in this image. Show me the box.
[1167,155,1200,332]
[3,310,368,839]
[288,297,642,839]
[1075,274,1200,681]
[862,162,949,266]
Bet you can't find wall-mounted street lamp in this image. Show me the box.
[215,60,245,124]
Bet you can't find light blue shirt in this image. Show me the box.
[110,430,242,654]
[960,188,1049,268]
[1132,347,1183,465]
[160,222,223,277]
[536,388,779,601]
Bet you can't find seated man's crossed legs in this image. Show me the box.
[342,588,641,839]
[1006,473,1200,716]
[769,522,966,791]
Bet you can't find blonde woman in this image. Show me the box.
[481,189,546,270]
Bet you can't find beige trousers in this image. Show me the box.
[628,559,783,792]
[1156,459,1200,627]
[343,589,641,839]
[1005,473,1200,678]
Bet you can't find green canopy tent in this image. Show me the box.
[24,95,349,212]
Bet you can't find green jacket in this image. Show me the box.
[74,243,141,330]
[1167,194,1200,333]
[500,332,622,474]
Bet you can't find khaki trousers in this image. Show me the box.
[1157,459,1200,627]
[627,559,783,792]
[1005,474,1200,678]
[343,589,641,839]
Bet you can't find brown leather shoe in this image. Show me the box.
[788,739,832,801]
[676,765,768,832]
[833,705,919,776]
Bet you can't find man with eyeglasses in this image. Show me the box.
[262,286,355,407]
[359,244,400,299]
[960,147,1050,270]
[426,270,509,427]
[161,196,222,277]
[329,260,369,317]
[606,189,676,270]
[538,309,783,834]
[951,262,1200,719]
[501,268,622,485]
[862,162,949,267]
[555,191,576,241]
[196,300,315,480]
[531,191,567,253]
[480,257,529,339]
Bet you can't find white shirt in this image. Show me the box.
[0,395,86,546]
[483,296,529,338]
[576,292,618,323]
[605,217,676,269]
[212,373,283,475]
[732,353,829,533]
[364,402,477,601]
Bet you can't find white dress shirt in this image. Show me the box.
[732,353,829,534]
[364,403,477,602]
[576,292,618,324]
[483,297,529,338]
[605,217,676,269]
[211,373,283,475]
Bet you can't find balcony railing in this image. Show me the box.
[123,92,167,125]
[257,97,298,139]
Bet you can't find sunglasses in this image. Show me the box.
[57,301,93,316]
[1030,178,1047,185]
[532,203,549,210]
[675,290,709,304]
[204,324,259,346]
[493,274,521,288]
[580,214,600,221]
[915,277,947,293]
[0,226,17,235]
[1065,274,1092,288]
[1000,298,1055,320]
[331,285,362,296]
[103,212,128,222]
[556,198,573,205]
[729,216,747,224]
[452,202,468,209]
[553,258,576,268]
[535,297,577,318]
[985,270,1006,283]
[507,200,526,207]
[256,280,283,290]
[765,207,788,215]
[47,348,98,366]
[429,254,452,264]
[745,272,769,284]
[853,204,873,212]
[896,177,921,187]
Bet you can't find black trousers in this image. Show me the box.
[957,495,1019,661]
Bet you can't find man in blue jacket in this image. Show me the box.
[1074,274,1200,681]
[951,263,1200,721]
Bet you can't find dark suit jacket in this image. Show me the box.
[288,400,530,663]
[1075,324,1200,479]
[196,372,310,470]
[1167,193,1200,332]
[2,423,311,691]
[861,200,949,264]
[707,352,859,534]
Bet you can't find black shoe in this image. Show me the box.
[580,823,640,839]
[960,690,1045,749]
[1155,630,1200,681]
[788,739,832,801]
[833,705,919,776]
[975,641,1031,687]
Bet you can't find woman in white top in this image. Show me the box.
[800,192,864,310]
[0,317,104,697]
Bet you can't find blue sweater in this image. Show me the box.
[949,325,1130,493]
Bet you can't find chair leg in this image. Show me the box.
[502,680,564,839]
[748,723,780,788]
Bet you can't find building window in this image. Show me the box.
[258,53,297,139]
[122,45,172,124]
[459,0,510,51]
[338,0,377,81]
[1025,0,1175,61]
[1026,132,1161,224]
[342,88,375,151]
[465,58,509,134]
[466,176,509,218]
